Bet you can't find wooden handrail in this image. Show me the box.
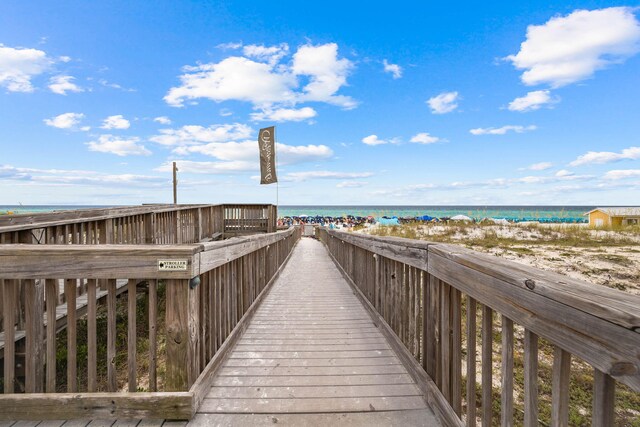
[318,228,640,426]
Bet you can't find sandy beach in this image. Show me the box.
[364,222,640,295]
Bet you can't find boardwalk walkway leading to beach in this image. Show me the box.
[189,237,439,426]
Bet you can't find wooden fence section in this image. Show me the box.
[223,204,277,237]
[317,228,640,427]
[0,227,300,420]
[0,203,276,244]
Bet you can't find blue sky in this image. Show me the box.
[1,1,639,205]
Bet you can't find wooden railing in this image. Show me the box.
[318,228,640,427]
[0,203,276,244]
[0,227,300,420]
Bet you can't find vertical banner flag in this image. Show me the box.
[258,126,277,184]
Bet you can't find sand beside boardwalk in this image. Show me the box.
[364,222,640,295]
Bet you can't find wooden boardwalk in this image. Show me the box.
[1,238,440,426]
[191,237,440,426]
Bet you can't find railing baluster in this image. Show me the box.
[481,305,493,427]
[25,277,44,392]
[441,280,452,402]
[551,346,571,427]
[523,329,539,427]
[65,278,77,392]
[3,279,16,393]
[466,296,477,427]
[128,278,137,392]
[452,288,462,415]
[149,279,158,392]
[501,316,514,427]
[87,279,97,392]
[45,279,57,392]
[107,278,117,392]
[592,369,615,427]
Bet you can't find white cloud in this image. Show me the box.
[153,116,172,125]
[362,135,388,146]
[284,171,373,182]
[427,91,460,114]
[165,43,355,109]
[220,108,233,117]
[382,59,402,79]
[409,132,442,144]
[508,90,558,112]
[176,140,333,165]
[44,112,85,129]
[603,169,640,180]
[101,115,131,130]
[150,123,253,146]
[0,164,165,187]
[48,75,83,95]
[0,44,53,92]
[506,7,640,87]
[87,135,151,156]
[243,43,289,65]
[520,161,553,171]
[569,146,640,166]
[292,43,356,108]
[217,42,243,50]
[251,107,317,122]
[470,125,537,135]
[336,181,368,188]
[155,160,255,174]
[555,169,574,177]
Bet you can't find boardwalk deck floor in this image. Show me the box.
[191,237,441,426]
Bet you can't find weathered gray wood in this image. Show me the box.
[592,369,615,427]
[0,246,199,279]
[128,279,137,392]
[25,278,44,392]
[430,243,640,331]
[0,392,193,421]
[466,296,477,427]
[481,305,492,427]
[87,279,97,392]
[500,316,513,427]
[148,279,158,392]
[190,409,440,427]
[551,346,571,427]
[322,238,462,427]
[523,330,538,427]
[46,279,58,393]
[428,251,640,391]
[107,279,117,392]
[65,279,77,393]
[324,229,432,270]
[189,231,299,412]
[3,279,16,393]
[199,395,427,413]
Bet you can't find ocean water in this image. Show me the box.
[0,204,603,222]
[278,205,596,222]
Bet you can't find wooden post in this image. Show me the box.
[165,278,199,391]
[173,161,178,204]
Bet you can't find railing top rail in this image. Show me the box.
[0,204,200,231]
[0,226,298,280]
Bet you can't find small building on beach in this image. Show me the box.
[585,207,640,227]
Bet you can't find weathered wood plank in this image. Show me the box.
[466,296,477,427]
[207,383,421,399]
[65,279,77,393]
[107,279,117,392]
[501,316,514,427]
[0,393,193,421]
[551,346,571,427]
[592,369,615,427]
[481,305,492,427]
[128,279,137,392]
[523,330,538,427]
[149,279,158,392]
[199,396,427,413]
[87,279,97,392]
